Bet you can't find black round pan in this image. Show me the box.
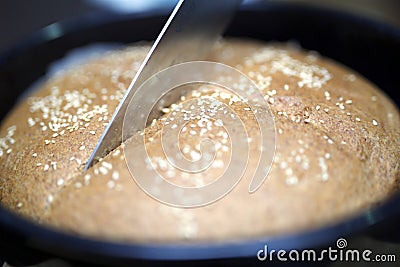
[0,2,399,266]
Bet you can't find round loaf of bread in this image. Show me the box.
[0,39,399,243]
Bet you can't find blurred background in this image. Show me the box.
[0,0,399,53]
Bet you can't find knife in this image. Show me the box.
[85,0,242,169]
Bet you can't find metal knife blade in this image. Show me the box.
[85,0,241,169]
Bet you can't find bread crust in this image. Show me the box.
[0,39,399,243]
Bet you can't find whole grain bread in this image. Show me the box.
[0,39,399,243]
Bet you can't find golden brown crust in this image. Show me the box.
[0,39,399,243]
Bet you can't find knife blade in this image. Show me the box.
[85,0,241,169]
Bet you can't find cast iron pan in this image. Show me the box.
[0,2,399,266]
